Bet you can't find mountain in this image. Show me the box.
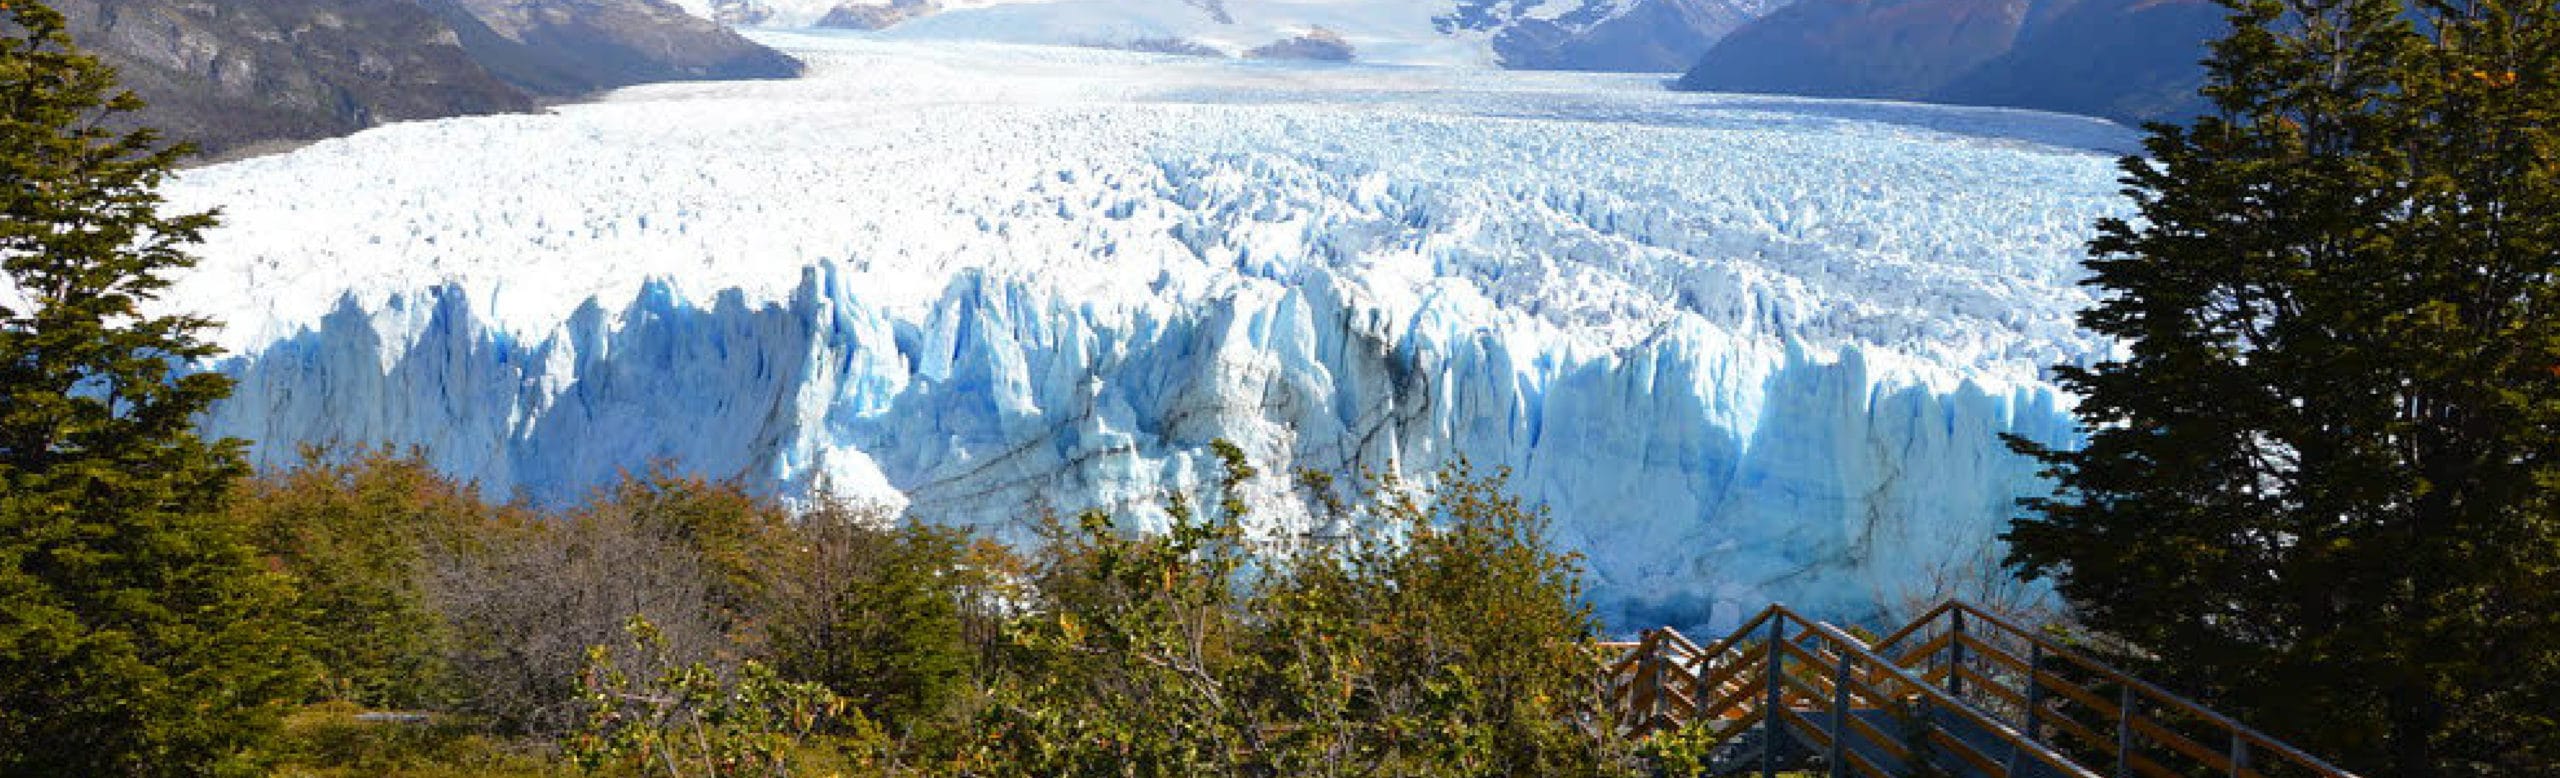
[148,35,2139,627]
[1491,0,1754,72]
[1930,0,2219,122]
[419,0,802,97]
[677,0,1758,72]
[52,0,800,155]
[51,0,534,155]
[1679,0,2035,99]
[1677,0,2220,122]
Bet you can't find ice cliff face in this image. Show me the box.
[162,36,2137,628]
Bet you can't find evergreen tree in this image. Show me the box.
[2007,0,2560,774]
[0,2,311,774]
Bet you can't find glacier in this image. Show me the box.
[157,34,2136,628]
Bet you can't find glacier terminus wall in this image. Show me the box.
[165,35,2137,629]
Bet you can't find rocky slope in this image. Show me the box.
[1677,0,2220,122]
[1493,0,1755,72]
[421,0,801,97]
[53,0,534,155]
[54,0,800,155]
[1930,0,2219,122]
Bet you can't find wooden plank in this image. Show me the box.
[2132,713,2270,778]
[1926,729,2009,778]
[1957,665,2027,709]
[1843,742,1901,778]
[1706,708,1765,747]
[2043,719,2182,778]
[1958,632,2034,675]
[1895,631,1955,669]
[1690,644,1767,700]
[1700,675,1767,721]
[1661,685,1698,720]
[1871,601,1957,654]
[2036,702,2116,759]
[1656,627,1708,657]
[1841,707,1913,762]
[2034,668,2122,723]
[1777,706,1834,750]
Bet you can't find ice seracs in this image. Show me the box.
[159,35,2136,628]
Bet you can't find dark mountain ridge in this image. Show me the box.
[1677,0,2221,123]
[51,0,800,156]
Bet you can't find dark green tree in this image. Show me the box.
[768,502,974,734]
[2006,0,2560,774]
[0,2,312,774]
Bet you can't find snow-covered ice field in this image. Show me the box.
[164,34,2136,627]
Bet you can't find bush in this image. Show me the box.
[967,444,1636,777]
[235,447,491,709]
[766,500,979,735]
[431,468,795,735]
[569,616,883,778]
[270,702,549,778]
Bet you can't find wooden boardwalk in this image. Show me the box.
[1599,602,2361,778]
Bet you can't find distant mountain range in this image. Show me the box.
[57,0,2224,157]
[696,0,2220,122]
[1677,0,2224,123]
[681,0,1757,73]
[55,0,799,155]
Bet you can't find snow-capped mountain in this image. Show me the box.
[674,0,1753,71]
[155,35,2135,628]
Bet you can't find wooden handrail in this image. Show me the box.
[1601,600,2359,778]
[1926,602,2359,778]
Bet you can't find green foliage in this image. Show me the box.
[433,468,799,735]
[589,467,800,644]
[570,615,881,778]
[971,443,1634,777]
[1264,461,1623,776]
[0,1,313,773]
[269,702,551,778]
[235,447,493,709]
[2005,0,2560,774]
[767,501,977,735]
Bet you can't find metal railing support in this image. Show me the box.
[1949,608,1968,697]
[1766,618,1786,778]
[2023,641,2045,741]
[1831,654,1852,777]
[2117,684,2135,778]
[2232,731,2252,777]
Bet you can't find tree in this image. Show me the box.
[2005,0,2560,773]
[233,448,487,709]
[766,500,975,735]
[972,445,1635,777]
[0,2,313,774]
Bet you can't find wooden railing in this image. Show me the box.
[1598,602,2360,778]
[1604,603,2102,778]
[1871,602,2359,778]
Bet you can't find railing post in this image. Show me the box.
[1948,608,1968,697]
[1831,653,1852,778]
[1642,631,1662,726]
[2003,642,2038,776]
[2022,641,2044,740]
[2117,683,2135,778]
[1765,618,1786,778]
[2231,731,2251,778]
